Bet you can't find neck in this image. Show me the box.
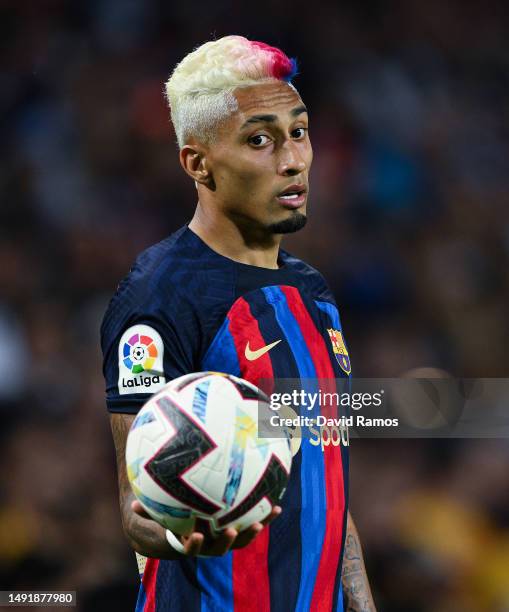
[189,201,282,270]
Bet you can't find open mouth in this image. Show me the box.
[277,184,307,208]
[278,185,306,199]
[279,192,303,200]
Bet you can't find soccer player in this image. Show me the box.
[102,35,375,611]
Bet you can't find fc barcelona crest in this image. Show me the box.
[327,328,351,375]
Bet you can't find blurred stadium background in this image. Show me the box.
[1,1,509,610]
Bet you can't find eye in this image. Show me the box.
[248,134,271,147]
[292,127,308,139]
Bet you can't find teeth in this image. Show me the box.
[280,193,299,199]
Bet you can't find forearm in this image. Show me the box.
[342,512,376,612]
[110,412,181,560]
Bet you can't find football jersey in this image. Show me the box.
[101,226,351,612]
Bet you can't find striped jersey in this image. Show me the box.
[101,226,350,612]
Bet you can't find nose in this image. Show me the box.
[277,141,307,176]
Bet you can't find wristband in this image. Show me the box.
[165,529,185,554]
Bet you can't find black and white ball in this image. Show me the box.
[126,372,292,535]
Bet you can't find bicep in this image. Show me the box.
[110,413,135,507]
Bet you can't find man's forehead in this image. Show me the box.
[233,81,304,117]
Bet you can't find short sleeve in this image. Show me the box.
[102,315,194,414]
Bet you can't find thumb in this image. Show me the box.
[131,499,151,519]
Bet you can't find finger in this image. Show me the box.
[131,500,152,519]
[229,507,283,549]
[261,505,282,527]
[202,527,237,556]
[184,532,204,556]
[231,523,263,549]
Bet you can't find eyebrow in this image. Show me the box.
[240,105,308,130]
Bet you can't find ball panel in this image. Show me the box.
[213,498,273,533]
[216,454,289,529]
[146,395,221,515]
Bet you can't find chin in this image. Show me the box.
[267,212,307,234]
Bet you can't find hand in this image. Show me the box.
[131,500,281,557]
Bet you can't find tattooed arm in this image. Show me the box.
[342,512,376,611]
[110,413,183,559]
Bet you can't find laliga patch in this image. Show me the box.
[118,324,166,395]
[327,328,351,375]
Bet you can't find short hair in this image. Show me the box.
[165,35,298,148]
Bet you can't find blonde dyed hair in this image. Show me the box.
[165,35,298,148]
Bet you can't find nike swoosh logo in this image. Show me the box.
[245,339,282,361]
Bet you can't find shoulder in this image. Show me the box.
[279,249,336,303]
[100,227,235,347]
[101,228,185,338]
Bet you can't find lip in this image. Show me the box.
[276,184,308,209]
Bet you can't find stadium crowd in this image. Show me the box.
[1,1,508,610]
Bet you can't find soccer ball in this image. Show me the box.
[125,372,292,535]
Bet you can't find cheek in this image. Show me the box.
[302,141,313,167]
[216,158,272,196]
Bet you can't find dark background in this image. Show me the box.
[1,1,509,610]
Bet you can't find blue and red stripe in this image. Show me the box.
[135,578,146,612]
[241,288,303,612]
[315,299,351,612]
[139,558,158,612]
[282,287,346,611]
[226,296,274,612]
[197,317,243,612]
[262,285,328,612]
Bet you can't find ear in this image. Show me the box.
[179,144,212,187]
